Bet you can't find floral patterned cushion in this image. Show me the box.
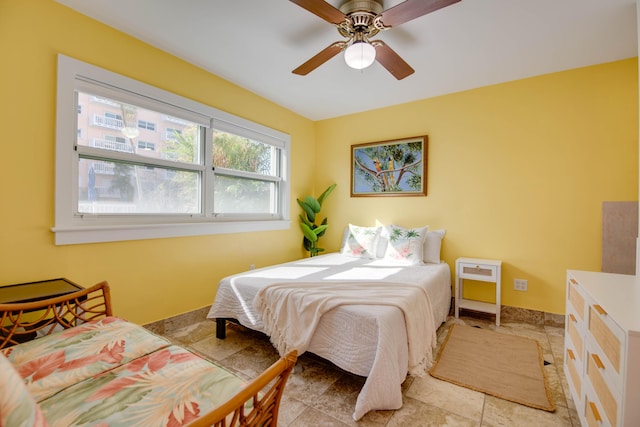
[38,345,250,427]
[0,352,49,427]
[341,224,382,259]
[2,316,171,403]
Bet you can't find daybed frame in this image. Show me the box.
[0,281,296,427]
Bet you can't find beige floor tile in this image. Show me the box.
[277,395,309,426]
[188,323,272,361]
[288,407,352,427]
[284,356,346,406]
[481,395,572,427]
[386,396,479,427]
[218,342,281,379]
[161,319,218,344]
[304,372,394,426]
[407,374,485,421]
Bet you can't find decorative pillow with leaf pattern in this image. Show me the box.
[0,352,49,427]
[341,224,382,259]
[383,224,429,265]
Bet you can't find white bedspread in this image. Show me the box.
[207,253,451,420]
[255,281,436,375]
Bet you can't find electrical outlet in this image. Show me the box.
[514,279,528,291]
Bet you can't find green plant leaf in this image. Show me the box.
[299,214,313,228]
[312,224,328,236]
[297,198,316,222]
[316,218,328,237]
[317,183,336,206]
[303,236,313,251]
[300,223,318,242]
[304,196,321,213]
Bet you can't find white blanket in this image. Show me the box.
[254,281,436,376]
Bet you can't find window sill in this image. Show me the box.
[52,220,291,245]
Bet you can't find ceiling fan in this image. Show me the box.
[290,0,461,80]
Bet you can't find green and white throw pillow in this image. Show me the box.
[383,224,429,265]
[341,224,382,259]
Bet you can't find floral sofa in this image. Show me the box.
[0,281,296,427]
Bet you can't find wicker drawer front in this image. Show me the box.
[585,396,608,427]
[589,305,624,374]
[567,313,584,361]
[568,278,585,320]
[459,263,497,281]
[587,351,619,427]
[566,348,582,397]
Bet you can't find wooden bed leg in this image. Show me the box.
[216,318,226,339]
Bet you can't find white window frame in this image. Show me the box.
[53,54,290,245]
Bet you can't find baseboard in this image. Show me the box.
[143,306,211,335]
[148,301,565,337]
[454,301,564,328]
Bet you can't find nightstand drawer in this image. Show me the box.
[458,262,497,281]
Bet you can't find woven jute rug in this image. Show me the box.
[429,324,555,411]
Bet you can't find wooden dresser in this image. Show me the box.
[565,270,640,426]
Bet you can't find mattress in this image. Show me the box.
[207,252,451,420]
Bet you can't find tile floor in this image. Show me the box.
[156,314,579,426]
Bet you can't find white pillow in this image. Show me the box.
[423,229,446,264]
[341,224,382,259]
[383,224,429,265]
[376,226,389,258]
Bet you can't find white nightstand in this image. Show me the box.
[455,257,502,326]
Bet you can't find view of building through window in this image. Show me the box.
[76,92,202,214]
[76,92,282,216]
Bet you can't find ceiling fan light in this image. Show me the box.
[344,41,376,70]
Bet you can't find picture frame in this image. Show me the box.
[351,135,428,197]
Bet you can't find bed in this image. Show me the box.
[207,225,451,420]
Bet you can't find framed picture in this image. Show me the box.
[351,135,428,197]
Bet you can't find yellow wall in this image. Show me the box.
[316,59,638,314]
[0,0,316,324]
[0,1,637,322]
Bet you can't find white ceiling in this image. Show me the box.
[55,0,637,121]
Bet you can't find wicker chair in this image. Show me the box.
[0,281,296,427]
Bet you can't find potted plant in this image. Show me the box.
[298,183,336,257]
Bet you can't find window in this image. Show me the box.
[54,55,290,245]
[137,120,155,131]
[137,141,156,151]
[212,130,282,215]
[165,127,183,140]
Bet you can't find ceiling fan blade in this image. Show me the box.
[372,41,414,80]
[378,0,461,28]
[293,42,346,76]
[289,0,347,25]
